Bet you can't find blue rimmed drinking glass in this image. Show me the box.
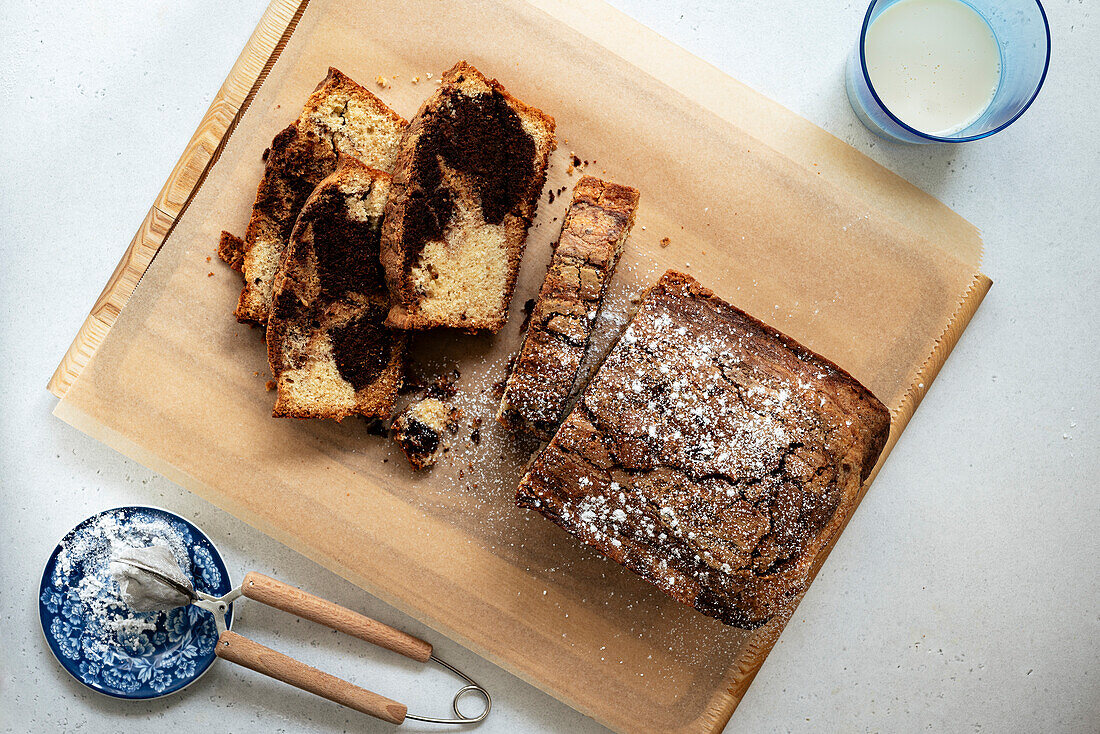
[846,0,1051,143]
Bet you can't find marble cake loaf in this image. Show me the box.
[498,175,639,437]
[235,68,406,325]
[266,158,405,420]
[516,270,891,628]
[380,61,556,332]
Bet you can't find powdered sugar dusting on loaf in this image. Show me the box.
[516,271,890,628]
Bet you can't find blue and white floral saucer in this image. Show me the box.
[39,506,233,699]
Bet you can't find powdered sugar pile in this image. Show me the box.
[49,511,193,656]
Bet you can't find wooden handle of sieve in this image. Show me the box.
[215,631,406,724]
[240,572,433,662]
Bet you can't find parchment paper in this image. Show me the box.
[55,1,989,731]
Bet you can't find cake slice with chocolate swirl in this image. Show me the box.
[381,62,556,332]
[267,158,406,420]
[235,68,406,325]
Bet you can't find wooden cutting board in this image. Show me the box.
[49,1,991,731]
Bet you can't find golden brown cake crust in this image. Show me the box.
[380,61,556,332]
[235,68,406,325]
[266,158,406,421]
[498,176,639,437]
[516,270,891,628]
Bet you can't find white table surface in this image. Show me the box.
[1,1,1096,732]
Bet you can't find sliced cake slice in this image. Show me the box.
[498,176,639,438]
[235,68,406,324]
[266,158,406,420]
[516,270,891,628]
[380,61,556,332]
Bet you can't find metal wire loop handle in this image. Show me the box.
[404,655,492,725]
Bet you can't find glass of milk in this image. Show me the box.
[846,0,1050,143]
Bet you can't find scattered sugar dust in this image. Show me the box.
[373,272,752,674]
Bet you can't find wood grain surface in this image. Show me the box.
[242,572,433,662]
[215,630,408,724]
[47,0,309,399]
